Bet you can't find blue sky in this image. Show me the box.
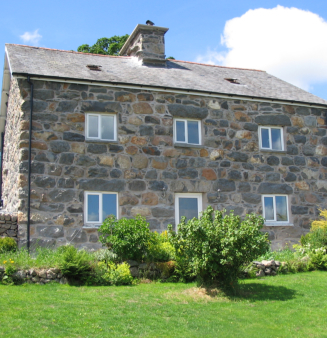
[1,0,327,100]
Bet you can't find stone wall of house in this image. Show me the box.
[2,78,327,250]
[1,78,24,214]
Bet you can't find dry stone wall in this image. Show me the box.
[0,213,18,239]
[2,78,327,250]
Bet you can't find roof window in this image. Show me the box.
[225,78,241,84]
[87,64,102,71]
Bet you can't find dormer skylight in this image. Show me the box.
[225,78,241,84]
[87,64,102,71]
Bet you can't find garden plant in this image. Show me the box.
[168,206,270,286]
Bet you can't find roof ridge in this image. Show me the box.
[171,59,265,72]
[5,43,131,59]
[7,43,265,71]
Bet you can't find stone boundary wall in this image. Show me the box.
[0,266,68,284]
[253,260,283,277]
[0,213,18,239]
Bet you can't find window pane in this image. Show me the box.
[264,197,274,221]
[261,128,270,148]
[271,128,282,150]
[176,121,185,142]
[101,115,115,140]
[88,115,99,138]
[102,194,117,221]
[87,195,99,222]
[187,121,199,144]
[276,196,288,221]
[179,197,198,222]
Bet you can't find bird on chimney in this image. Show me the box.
[146,20,155,26]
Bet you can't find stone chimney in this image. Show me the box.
[120,22,169,65]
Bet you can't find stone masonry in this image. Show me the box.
[1,77,327,250]
[0,213,18,239]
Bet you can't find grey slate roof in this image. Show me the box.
[6,44,327,106]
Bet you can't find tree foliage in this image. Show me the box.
[77,35,129,56]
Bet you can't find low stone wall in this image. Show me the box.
[127,260,162,278]
[253,260,284,277]
[0,266,68,284]
[0,213,18,239]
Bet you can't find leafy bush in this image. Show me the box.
[105,262,133,285]
[147,231,175,262]
[0,238,17,253]
[99,215,152,261]
[311,209,327,231]
[168,206,270,286]
[93,249,117,263]
[300,228,327,249]
[156,261,176,279]
[309,248,327,270]
[58,245,91,280]
[91,261,133,286]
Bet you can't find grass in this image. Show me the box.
[1,271,327,337]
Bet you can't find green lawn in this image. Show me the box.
[1,272,327,338]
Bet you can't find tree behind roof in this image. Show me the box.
[77,35,129,56]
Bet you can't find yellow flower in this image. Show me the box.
[3,260,7,264]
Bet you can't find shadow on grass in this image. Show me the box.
[223,282,299,302]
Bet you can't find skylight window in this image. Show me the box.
[225,78,241,84]
[86,64,102,71]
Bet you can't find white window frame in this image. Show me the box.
[175,193,203,228]
[86,113,117,141]
[84,191,118,225]
[173,118,202,145]
[262,194,289,225]
[259,126,284,151]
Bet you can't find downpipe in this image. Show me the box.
[26,76,33,253]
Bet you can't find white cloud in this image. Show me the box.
[196,6,327,91]
[20,29,42,46]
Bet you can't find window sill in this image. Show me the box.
[264,222,294,227]
[83,224,101,229]
[85,139,118,144]
[259,149,286,154]
[174,143,203,149]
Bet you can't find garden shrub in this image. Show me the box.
[93,249,117,264]
[105,262,133,285]
[58,245,91,280]
[300,228,327,249]
[147,231,175,262]
[91,261,133,286]
[171,256,195,282]
[309,248,327,270]
[99,215,152,261]
[311,209,327,231]
[1,258,17,285]
[168,206,270,286]
[0,238,17,253]
[156,261,176,279]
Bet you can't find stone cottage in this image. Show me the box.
[0,22,327,250]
